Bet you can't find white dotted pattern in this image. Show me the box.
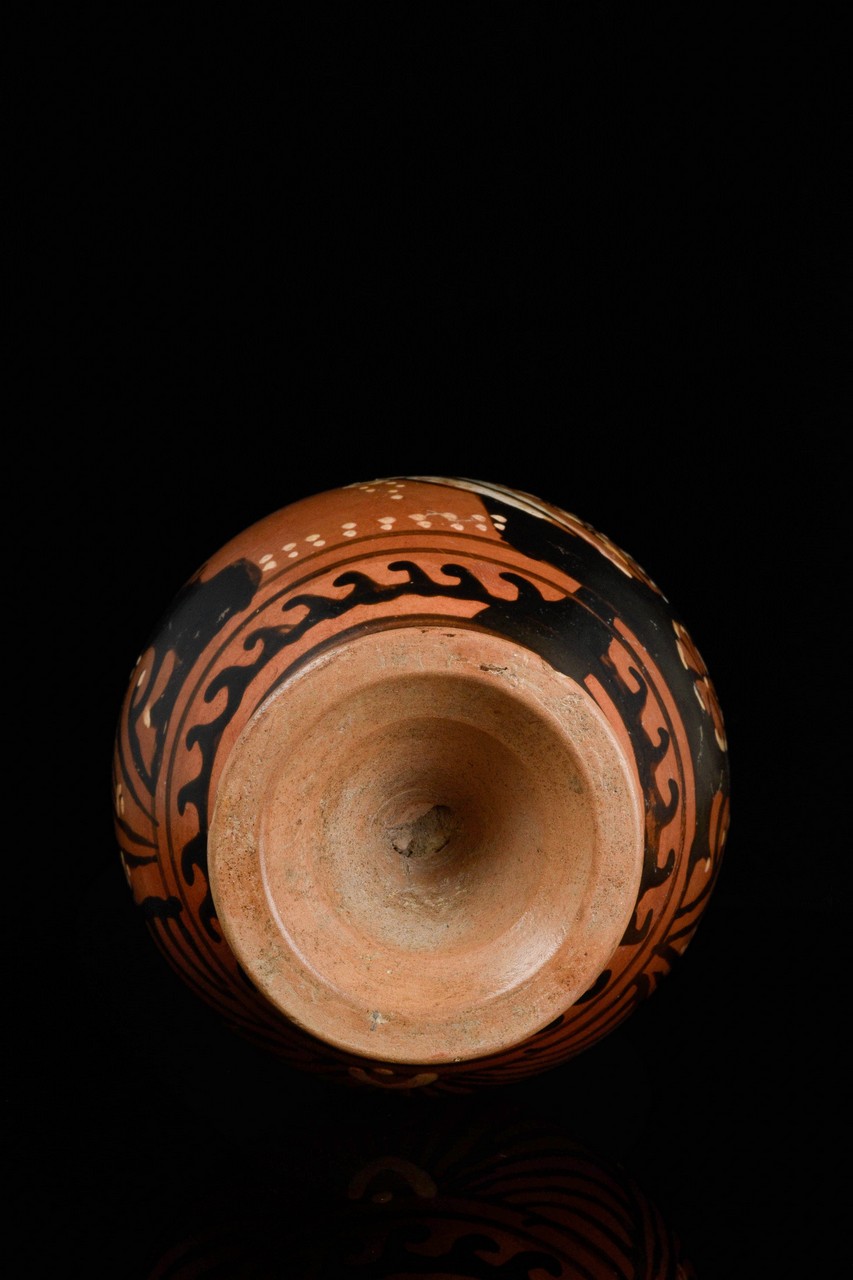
[255,485,508,574]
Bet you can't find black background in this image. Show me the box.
[14,6,849,1277]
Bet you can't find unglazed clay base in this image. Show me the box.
[208,625,644,1064]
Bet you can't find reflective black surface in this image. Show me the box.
[14,7,846,1276]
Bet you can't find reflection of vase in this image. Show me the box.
[145,1107,698,1278]
[113,476,729,1089]
[340,1126,698,1280]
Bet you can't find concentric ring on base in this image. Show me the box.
[208,625,644,1064]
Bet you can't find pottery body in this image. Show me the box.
[112,476,729,1089]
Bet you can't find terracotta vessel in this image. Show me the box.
[112,476,729,1090]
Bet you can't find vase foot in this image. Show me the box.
[208,625,644,1064]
